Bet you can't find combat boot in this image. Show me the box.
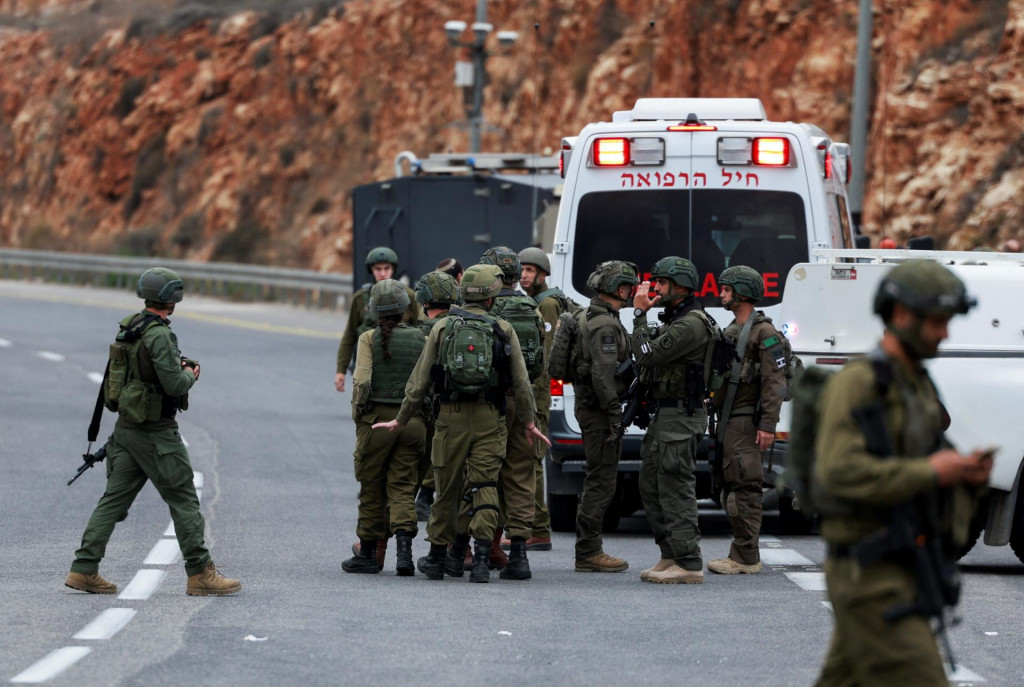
[445,535,470,578]
[575,552,629,573]
[342,539,381,574]
[417,543,447,580]
[394,531,415,577]
[469,539,491,583]
[65,572,117,594]
[640,558,674,582]
[186,562,242,595]
[499,537,532,580]
[489,528,508,570]
[524,536,552,551]
[647,564,704,585]
[350,538,387,570]
[415,487,434,522]
[707,557,762,575]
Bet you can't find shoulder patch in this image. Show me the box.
[762,335,780,348]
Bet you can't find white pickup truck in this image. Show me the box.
[779,248,1024,562]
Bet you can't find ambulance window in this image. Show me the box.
[835,194,853,248]
[572,189,807,308]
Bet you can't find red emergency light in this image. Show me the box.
[667,123,717,132]
[593,138,630,167]
[550,378,564,397]
[753,137,790,166]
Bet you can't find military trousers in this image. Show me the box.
[639,407,706,571]
[574,405,621,560]
[419,423,436,491]
[532,411,551,538]
[353,404,425,539]
[816,557,948,687]
[72,425,210,577]
[427,401,506,544]
[498,396,538,539]
[721,414,765,565]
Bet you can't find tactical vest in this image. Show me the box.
[417,316,443,337]
[534,287,581,315]
[492,290,545,382]
[650,301,715,413]
[104,312,184,424]
[369,325,426,403]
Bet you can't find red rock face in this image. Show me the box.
[0,0,1021,269]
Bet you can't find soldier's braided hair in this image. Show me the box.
[377,315,402,360]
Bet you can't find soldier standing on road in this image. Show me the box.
[66,268,241,596]
[708,266,787,576]
[814,261,991,686]
[573,261,639,574]
[373,264,550,583]
[631,258,714,584]
[342,280,427,576]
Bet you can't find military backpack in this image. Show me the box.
[547,309,588,384]
[103,312,170,423]
[438,308,509,399]
[492,294,546,382]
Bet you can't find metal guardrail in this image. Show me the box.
[0,248,353,309]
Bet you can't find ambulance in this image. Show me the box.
[544,98,857,532]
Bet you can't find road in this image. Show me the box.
[1,280,1021,686]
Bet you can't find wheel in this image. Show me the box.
[956,499,986,560]
[1010,488,1024,565]
[548,492,578,533]
[779,496,815,535]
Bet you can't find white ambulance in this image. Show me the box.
[544,98,857,531]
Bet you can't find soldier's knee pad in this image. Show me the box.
[726,491,739,519]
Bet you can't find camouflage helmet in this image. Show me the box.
[650,256,700,290]
[461,264,504,302]
[369,278,410,317]
[415,270,460,306]
[518,246,551,275]
[719,265,764,301]
[136,267,184,303]
[873,260,976,320]
[586,260,640,296]
[480,245,522,282]
[365,246,399,273]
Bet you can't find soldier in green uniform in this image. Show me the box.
[66,268,241,596]
[342,280,427,576]
[373,264,550,583]
[814,261,991,686]
[708,266,788,575]
[631,257,714,584]
[573,261,639,573]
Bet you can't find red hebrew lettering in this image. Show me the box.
[721,169,733,186]
[746,172,759,187]
[637,173,651,187]
[664,172,676,187]
[693,172,707,187]
[620,173,635,187]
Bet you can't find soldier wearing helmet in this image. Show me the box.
[705,265,788,577]
[572,260,639,574]
[814,260,991,686]
[631,257,716,584]
[343,279,428,577]
[66,268,241,597]
[335,247,421,394]
[372,264,551,584]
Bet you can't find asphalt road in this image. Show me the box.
[1,280,1021,687]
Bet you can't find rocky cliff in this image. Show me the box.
[1,0,1021,272]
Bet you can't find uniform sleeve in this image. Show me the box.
[631,314,706,367]
[396,322,442,425]
[504,323,539,424]
[144,327,195,397]
[352,330,375,387]
[755,324,788,433]
[537,298,560,355]
[336,292,365,374]
[587,318,624,424]
[815,364,938,506]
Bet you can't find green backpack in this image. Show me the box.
[547,309,588,384]
[103,313,165,413]
[439,308,507,399]
[492,294,545,382]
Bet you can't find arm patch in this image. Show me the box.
[601,334,617,353]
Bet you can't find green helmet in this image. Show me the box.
[586,260,640,295]
[415,270,460,306]
[480,246,522,283]
[719,265,764,301]
[365,246,399,273]
[136,267,184,303]
[369,278,410,317]
[518,247,551,275]
[650,256,699,290]
[873,260,976,319]
[461,264,504,302]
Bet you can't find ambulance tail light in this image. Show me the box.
[593,138,629,167]
[591,137,664,167]
[559,149,565,177]
[550,378,564,397]
[752,137,790,166]
[717,137,794,167]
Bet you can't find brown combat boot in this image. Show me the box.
[65,572,117,594]
[524,536,552,551]
[639,558,674,582]
[707,557,763,575]
[186,562,242,596]
[647,564,704,584]
[489,528,508,570]
[575,552,629,573]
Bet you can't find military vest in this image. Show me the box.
[417,316,444,337]
[369,325,426,403]
[650,302,714,407]
[105,312,184,424]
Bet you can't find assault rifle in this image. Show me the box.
[68,445,107,486]
[620,362,653,436]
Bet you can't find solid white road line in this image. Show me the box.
[784,572,827,591]
[143,539,181,566]
[164,521,175,537]
[72,608,137,641]
[9,647,91,683]
[87,372,104,384]
[0,338,11,347]
[118,569,167,600]
[36,351,65,362]
[760,548,816,567]
[192,471,203,487]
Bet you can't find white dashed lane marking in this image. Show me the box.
[118,569,167,601]
[0,338,11,347]
[9,647,91,683]
[143,539,181,566]
[785,572,827,591]
[760,548,815,567]
[36,351,65,362]
[72,608,137,641]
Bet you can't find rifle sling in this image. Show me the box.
[88,360,110,445]
[716,315,756,443]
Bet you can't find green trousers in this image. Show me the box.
[816,557,948,686]
[721,414,765,565]
[639,407,706,571]
[532,412,551,538]
[72,425,210,577]
[353,404,425,539]
[499,396,537,539]
[427,401,506,544]
[574,405,621,560]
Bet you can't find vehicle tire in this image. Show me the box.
[779,496,815,535]
[548,492,578,533]
[1010,487,1024,565]
[956,500,987,560]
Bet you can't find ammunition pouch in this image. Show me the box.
[118,380,166,424]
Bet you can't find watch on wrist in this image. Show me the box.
[634,308,645,318]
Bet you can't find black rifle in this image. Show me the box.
[620,368,653,435]
[68,445,107,486]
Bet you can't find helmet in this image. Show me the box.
[719,265,764,301]
[460,264,504,302]
[415,270,460,306]
[480,246,522,282]
[136,267,184,303]
[365,246,399,273]
[369,278,410,317]
[518,247,551,275]
[586,260,640,295]
[873,260,976,319]
[650,256,699,290]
